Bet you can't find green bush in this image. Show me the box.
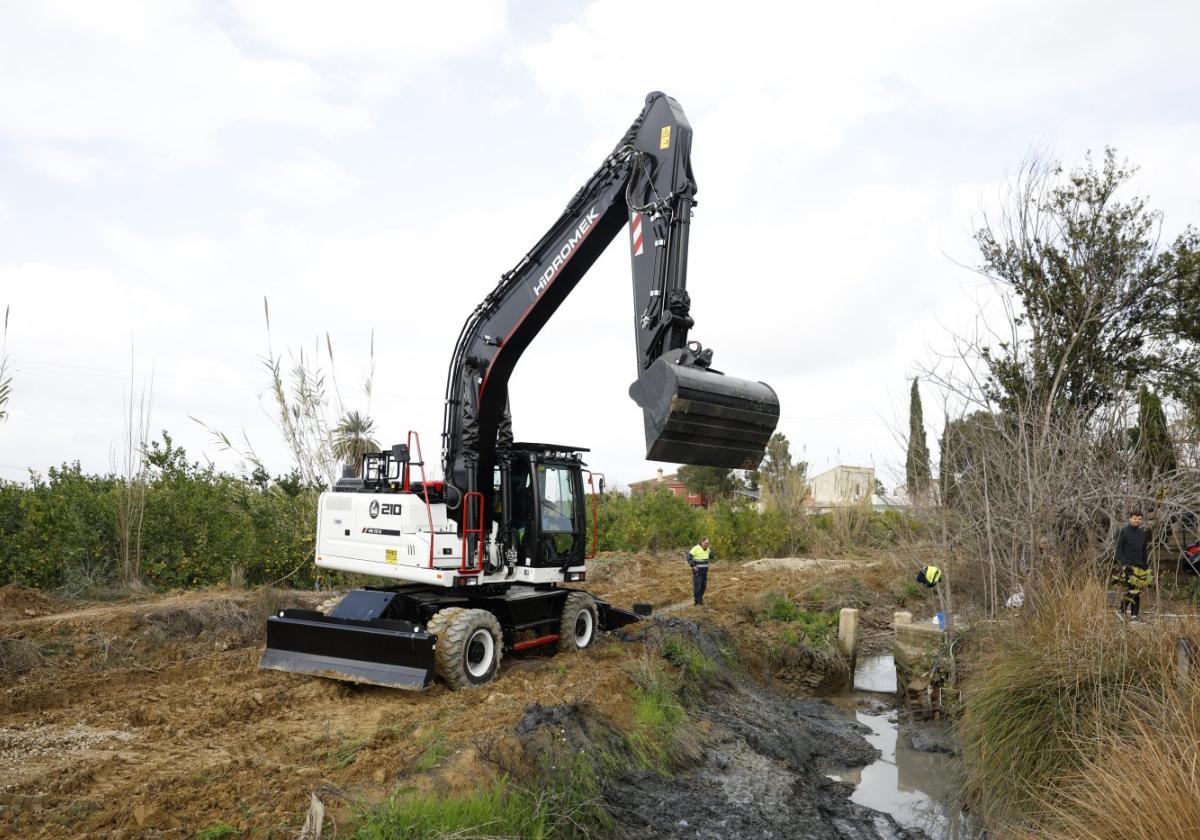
[0,435,322,592]
[7,463,119,589]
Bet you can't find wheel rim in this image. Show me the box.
[465,628,495,678]
[573,608,594,648]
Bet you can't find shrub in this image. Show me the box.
[959,573,1191,831]
[0,436,323,592]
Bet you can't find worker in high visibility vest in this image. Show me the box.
[687,538,713,606]
[916,564,942,588]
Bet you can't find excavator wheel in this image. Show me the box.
[427,607,503,690]
[558,591,598,652]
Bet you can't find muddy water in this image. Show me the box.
[829,655,982,839]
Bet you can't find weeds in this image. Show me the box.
[0,636,42,677]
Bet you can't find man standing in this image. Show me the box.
[687,538,713,606]
[1114,511,1152,621]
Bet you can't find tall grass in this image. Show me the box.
[1029,691,1200,839]
[960,571,1197,834]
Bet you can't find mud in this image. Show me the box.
[519,618,921,839]
[0,552,926,837]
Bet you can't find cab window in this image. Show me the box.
[538,465,576,534]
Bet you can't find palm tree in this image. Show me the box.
[333,410,379,475]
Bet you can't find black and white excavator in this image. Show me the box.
[260,92,780,690]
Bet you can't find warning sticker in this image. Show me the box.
[659,126,671,149]
[385,548,398,564]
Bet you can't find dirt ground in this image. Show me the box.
[0,552,915,838]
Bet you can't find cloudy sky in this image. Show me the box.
[2,0,1199,490]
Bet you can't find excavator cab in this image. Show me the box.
[499,445,587,572]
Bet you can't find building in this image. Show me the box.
[809,464,874,510]
[808,464,912,513]
[628,468,709,507]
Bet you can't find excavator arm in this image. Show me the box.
[441,92,779,516]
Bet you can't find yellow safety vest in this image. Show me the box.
[689,545,711,567]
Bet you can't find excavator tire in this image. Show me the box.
[427,607,503,690]
[558,591,598,652]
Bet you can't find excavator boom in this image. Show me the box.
[443,92,780,514]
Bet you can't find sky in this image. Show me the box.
[2,0,1199,491]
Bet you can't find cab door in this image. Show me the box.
[531,459,585,568]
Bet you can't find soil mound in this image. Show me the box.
[0,585,60,618]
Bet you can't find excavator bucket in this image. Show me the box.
[259,608,436,690]
[630,358,779,469]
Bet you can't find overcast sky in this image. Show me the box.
[2,0,1199,490]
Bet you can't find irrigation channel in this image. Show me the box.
[824,654,982,839]
[533,618,982,839]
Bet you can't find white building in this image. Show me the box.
[809,465,875,510]
[806,465,912,513]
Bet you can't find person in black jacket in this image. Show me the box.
[1114,511,1151,620]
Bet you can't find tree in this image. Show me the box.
[906,379,931,496]
[976,149,1200,420]
[1134,386,1176,481]
[333,410,379,474]
[759,433,807,499]
[677,465,736,503]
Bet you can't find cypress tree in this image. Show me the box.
[906,380,931,495]
[1136,386,1177,480]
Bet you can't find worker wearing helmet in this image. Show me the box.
[687,538,713,606]
[916,564,942,588]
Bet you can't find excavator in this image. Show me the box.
[260,92,780,690]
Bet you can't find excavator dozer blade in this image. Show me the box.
[259,609,435,690]
[630,359,779,469]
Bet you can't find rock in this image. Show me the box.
[906,720,959,755]
[251,691,264,705]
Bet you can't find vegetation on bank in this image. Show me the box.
[959,574,1200,837]
[352,629,711,840]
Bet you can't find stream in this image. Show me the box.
[826,654,982,839]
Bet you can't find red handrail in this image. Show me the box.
[406,431,437,568]
[461,491,485,574]
[584,471,605,561]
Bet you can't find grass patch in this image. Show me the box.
[626,666,698,773]
[317,733,367,770]
[352,757,609,840]
[195,825,238,840]
[660,636,717,684]
[412,734,452,773]
[766,593,801,622]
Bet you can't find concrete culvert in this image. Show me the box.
[558,591,597,652]
[428,607,503,689]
